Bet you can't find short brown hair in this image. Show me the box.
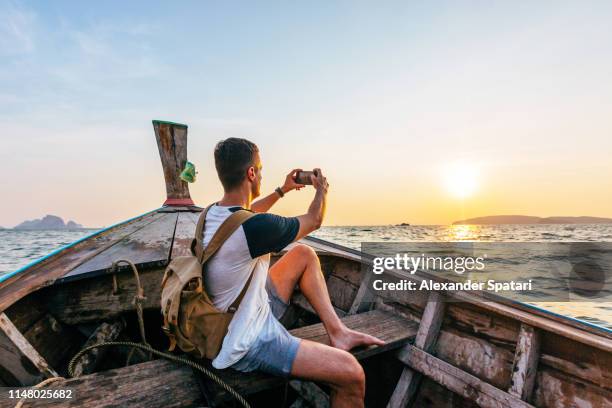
[214,138,259,191]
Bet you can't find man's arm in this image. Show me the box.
[295,168,329,241]
[251,169,305,213]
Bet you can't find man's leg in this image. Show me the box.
[268,244,384,350]
[290,339,365,408]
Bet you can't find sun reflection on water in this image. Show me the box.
[445,224,482,241]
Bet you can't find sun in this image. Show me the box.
[442,163,479,199]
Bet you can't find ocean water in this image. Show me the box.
[1,224,611,329]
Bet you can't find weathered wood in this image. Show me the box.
[291,310,417,359]
[397,344,534,408]
[35,310,416,407]
[22,313,82,371]
[0,211,164,313]
[388,291,445,408]
[44,266,164,325]
[289,380,330,408]
[326,274,358,312]
[434,329,515,390]
[67,212,178,277]
[170,211,201,258]
[71,320,125,377]
[348,265,375,314]
[414,377,478,408]
[509,324,540,402]
[539,352,611,389]
[153,120,193,205]
[533,367,612,408]
[0,313,58,380]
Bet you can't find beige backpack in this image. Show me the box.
[161,204,255,359]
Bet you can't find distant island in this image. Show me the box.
[14,215,84,230]
[453,215,612,225]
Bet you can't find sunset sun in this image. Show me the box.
[442,163,479,199]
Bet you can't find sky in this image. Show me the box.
[1,1,611,227]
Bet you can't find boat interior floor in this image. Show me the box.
[26,310,418,408]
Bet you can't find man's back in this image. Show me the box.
[201,203,299,369]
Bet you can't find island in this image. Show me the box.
[453,215,612,225]
[14,215,84,230]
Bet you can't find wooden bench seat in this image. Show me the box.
[36,310,417,407]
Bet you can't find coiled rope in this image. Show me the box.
[67,341,250,408]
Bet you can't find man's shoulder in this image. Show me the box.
[240,213,300,258]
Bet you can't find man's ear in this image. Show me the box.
[247,166,256,182]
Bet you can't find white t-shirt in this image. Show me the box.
[202,204,299,369]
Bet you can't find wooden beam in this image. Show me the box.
[397,345,534,408]
[0,313,58,379]
[387,292,445,408]
[509,324,541,402]
[152,120,193,206]
[71,320,125,377]
[348,268,375,314]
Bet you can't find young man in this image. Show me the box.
[203,138,384,407]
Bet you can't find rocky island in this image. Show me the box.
[14,215,84,230]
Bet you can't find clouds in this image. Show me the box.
[0,3,166,125]
[0,1,36,55]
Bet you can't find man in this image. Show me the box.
[203,137,384,408]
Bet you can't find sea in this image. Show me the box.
[1,224,611,330]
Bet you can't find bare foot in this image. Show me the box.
[329,327,385,351]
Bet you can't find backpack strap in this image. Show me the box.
[191,204,214,261]
[199,208,256,312]
[199,209,254,264]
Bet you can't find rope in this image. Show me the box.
[68,341,250,408]
[110,259,151,363]
[13,377,65,408]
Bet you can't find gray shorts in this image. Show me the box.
[230,276,301,377]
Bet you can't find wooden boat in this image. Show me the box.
[0,121,610,408]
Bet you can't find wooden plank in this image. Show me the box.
[0,313,58,380]
[388,292,445,408]
[434,329,514,390]
[348,266,376,314]
[71,320,125,377]
[45,266,164,325]
[0,211,164,312]
[326,274,358,312]
[34,310,416,407]
[169,211,201,258]
[0,326,42,385]
[66,212,178,277]
[508,324,540,402]
[290,310,417,359]
[533,367,612,408]
[397,345,534,408]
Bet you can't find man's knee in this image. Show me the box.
[334,352,365,395]
[289,243,318,263]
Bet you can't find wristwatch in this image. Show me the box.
[275,187,285,197]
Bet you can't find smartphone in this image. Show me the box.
[295,170,315,185]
